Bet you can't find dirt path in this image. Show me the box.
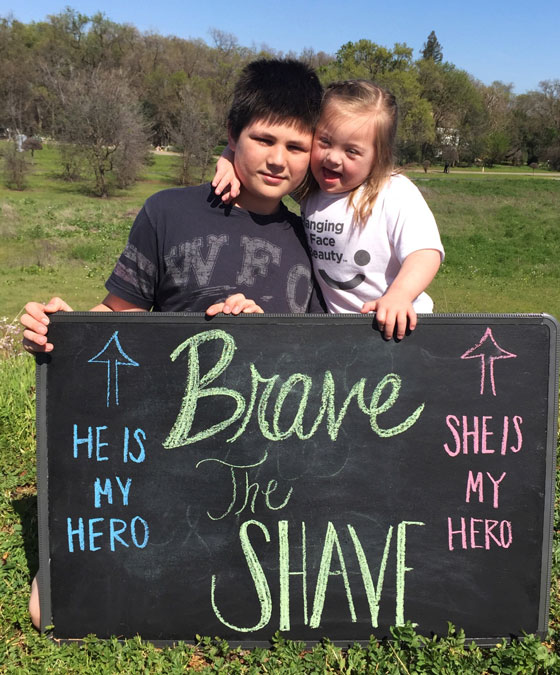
[409,169,560,179]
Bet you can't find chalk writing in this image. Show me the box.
[196,450,293,520]
[448,517,512,551]
[210,519,424,632]
[164,329,424,448]
[94,476,132,508]
[72,425,147,462]
[67,516,149,552]
[465,471,506,508]
[88,331,139,406]
[68,424,149,555]
[443,415,523,456]
[461,328,517,396]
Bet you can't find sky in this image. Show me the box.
[2,0,559,94]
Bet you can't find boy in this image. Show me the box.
[21,58,324,353]
[20,58,324,627]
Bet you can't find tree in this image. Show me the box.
[171,82,220,185]
[2,142,29,189]
[57,68,148,196]
[324,40,415,82]
[512,81,560,166]
[417,59,486,162]
[481,130,510,166]
[421,31,443,63]
[0,18,39,135]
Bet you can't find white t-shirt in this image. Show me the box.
[301,175,444,313]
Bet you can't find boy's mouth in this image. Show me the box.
[261,173,286,185]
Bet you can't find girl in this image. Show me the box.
[213,79,444,340]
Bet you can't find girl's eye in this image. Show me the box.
[317,137,330,147]
[347,148,360,156]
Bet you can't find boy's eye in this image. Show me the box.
[288,144,307,153]
[253,136,273,145]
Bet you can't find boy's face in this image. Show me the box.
[229,119,312,215]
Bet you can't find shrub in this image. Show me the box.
[3,142,29,190]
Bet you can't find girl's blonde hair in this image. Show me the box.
[305,80,398,227]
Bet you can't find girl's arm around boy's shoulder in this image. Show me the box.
[212,146,241,203]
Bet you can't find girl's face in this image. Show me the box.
[310,107,376,194]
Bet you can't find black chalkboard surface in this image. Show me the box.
[36,313,559,646]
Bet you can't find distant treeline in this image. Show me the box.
[1,11,559,194]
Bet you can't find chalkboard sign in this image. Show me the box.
[36,313,559,646]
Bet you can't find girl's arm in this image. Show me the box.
[361,249,441,340]
[212,145,241,203]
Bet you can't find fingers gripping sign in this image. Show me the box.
[21,297,73,353]
[361,295,417,342]
[206,293,264,317]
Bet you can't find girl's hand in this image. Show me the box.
[212,147,240,203]
[362,249,441,340]
[361,292,416,341]
[21,297,73,353]
[206,293,264,316]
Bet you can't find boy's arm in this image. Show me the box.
[21,294,146,353]
[361,249,441,340]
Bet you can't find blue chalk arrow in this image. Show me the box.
[88,331,139,407]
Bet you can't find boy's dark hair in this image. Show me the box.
[227,59,323,140]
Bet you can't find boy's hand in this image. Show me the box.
[206,293,264,316]
[361,291,417,341]
[21,297,73,353]
[212,147,240,203]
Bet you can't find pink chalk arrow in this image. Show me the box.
[461,327,517,396]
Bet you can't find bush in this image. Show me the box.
[3,143,29,190]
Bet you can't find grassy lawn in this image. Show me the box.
[0,142,179,316]
[1,144,560,671]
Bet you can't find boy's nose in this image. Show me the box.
[267,145,286,168]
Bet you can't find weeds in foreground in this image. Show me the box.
[0,316,25,359]
[2,625,559,672]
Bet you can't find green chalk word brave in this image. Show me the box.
[164,329,425,448]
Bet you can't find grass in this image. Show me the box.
[1,144,560,671]
[412,175,560,318]
[0,142,180,317]
[412,163,560,175]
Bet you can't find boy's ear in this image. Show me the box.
[227,126,237,151]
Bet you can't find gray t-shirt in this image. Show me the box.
[106,184,324,313]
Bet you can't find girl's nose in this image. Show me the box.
[324,150,341,167]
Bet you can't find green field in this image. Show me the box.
[1,145,560,672]
[1,143,559,320]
